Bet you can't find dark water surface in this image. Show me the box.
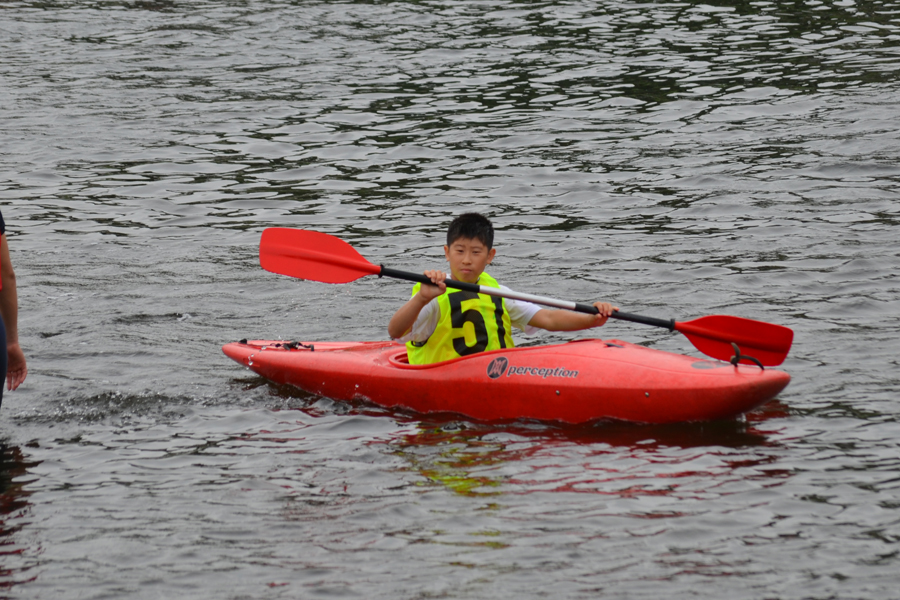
[2,0,900,598]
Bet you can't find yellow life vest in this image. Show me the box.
[406,272,515,365]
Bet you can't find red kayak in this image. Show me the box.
[222,338,790,424]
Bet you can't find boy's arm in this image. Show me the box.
[388,270,447,339]
[527,302,617,332]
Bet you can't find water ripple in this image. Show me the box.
[2,0,900,598]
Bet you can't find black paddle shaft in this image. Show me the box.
[608,311,675,331]
[570,304,676,331]
[380,266,481,293]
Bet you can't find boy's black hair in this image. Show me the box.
[447,213,494,250]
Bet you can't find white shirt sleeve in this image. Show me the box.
[392,298,440,344]
[499,285,542,335]
[391,284,544,344]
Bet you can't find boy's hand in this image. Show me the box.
[591,302,617,327]
[418,269,447,301]
[388,270,447,340]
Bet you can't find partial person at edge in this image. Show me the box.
[0,210,28,407]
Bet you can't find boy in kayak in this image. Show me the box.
[388,213,616,365]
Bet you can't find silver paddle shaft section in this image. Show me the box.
[477,285,675,329]
[475,285,583,312]
[381,266,593,313]
[379,266,676,330]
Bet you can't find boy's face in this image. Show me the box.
[444,237,496,283]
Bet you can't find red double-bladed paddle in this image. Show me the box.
[259,228,794,367]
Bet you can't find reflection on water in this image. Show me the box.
[0,443,39,595]
[388,413,781,497]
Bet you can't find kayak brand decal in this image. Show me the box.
[487,356,578,380]
[486,357,508,379]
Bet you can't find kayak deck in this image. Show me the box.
[223,338,790,424]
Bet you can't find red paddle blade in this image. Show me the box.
[259,228,380,283]
[675,315,794,366]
